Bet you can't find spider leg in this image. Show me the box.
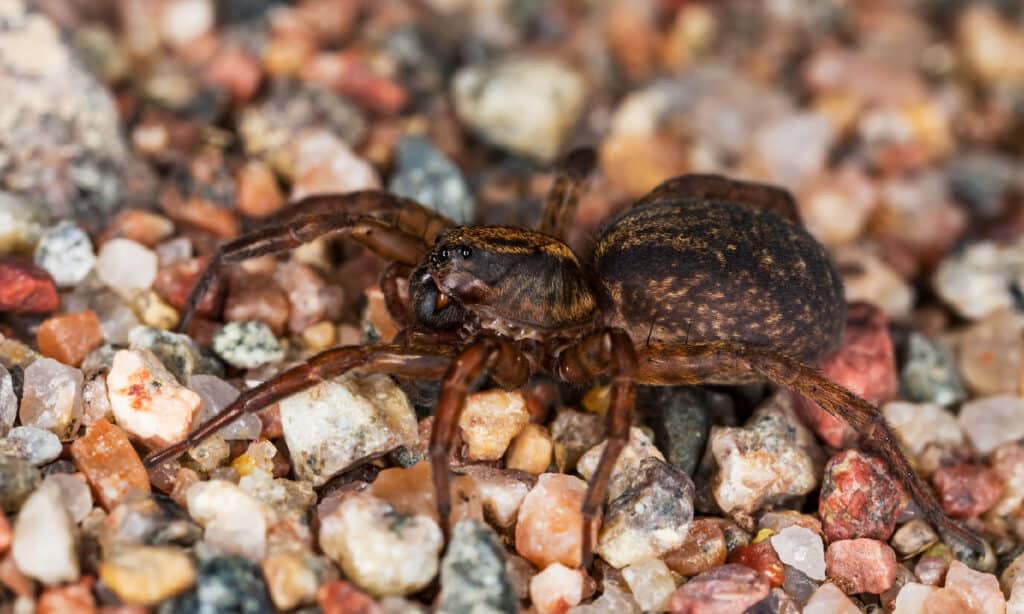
[538,148,597,241]
[634,174,802,225]
[380,261,413,329]
[178,191,448,332]
[554,328,637,568]
[143,343,455,468]
[634,341,986,561]
[430,337,530,541]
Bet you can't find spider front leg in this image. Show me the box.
[143,343,455,468]
[538,148,597,241]
[635,341,986,561]
[555,328,637,568]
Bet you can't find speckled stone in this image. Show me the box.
[158,555,273,614]
[577,427,666,502]
[825,539,897,594]
[932,463,1004,518]
[129,325,203,382]
[33,221,95,286]
[212,321,284,369]
[899,333,966,406]
[667,564,770,614]
[819,449,902,542]
[437,520,517,614]
[389,135,475,224]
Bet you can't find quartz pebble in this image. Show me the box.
[187,479,270,561]
[290,129,380,200]
[458,465,534,529]
[319,492,442,597]
[273,261,343,336]
[825,538,897,594]
[280,371,418,485]
[459,390,529,461]
[212,321,284,369]
[33,221,95,287]
[924,560,1006,613]
[100,545,196,606]
[70,420,150,510]
[5,426,61,465]
[802,583,859,614]
[516,473,590,568]
[41,473,92,522]
[128,325,203,382]
[667,564,770,614]
[437,520,517,614]
[894,582,938,614]
[578,427,666,502]
[236,160,284,218]
[883,401,964,458]
[317,580,380,614]
[261,549,332,611]
[567,583,640,614]
[959,395,1024,456]
[770,526,825,581]
[819,449,902,542]
[0,366,14,436]
[37,310,103,367]
[190,374,260,441]
[622,559,676,611]
[96,238,158,296]
[11,481,78,585]
[529,563,587,614]
[957,310,1024,396]
[19,356,83,440]
[596,457,694,568]
[505,423,553,474]
[0,257,60,314]
[933,238,1024,321]
[107,348,202,447]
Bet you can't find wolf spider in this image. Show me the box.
[145,148,982,566]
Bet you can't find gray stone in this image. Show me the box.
[641,386,711,475]
[212,322,284,370]
[900,333,966,406]
[0,454,40,512]
[159,555,273,614]
[129,326,203,383]
[438,520,517,614]
[0,364,15,437]
[389,135,475,224]
[33,221,95,286]
[5,426,61,465]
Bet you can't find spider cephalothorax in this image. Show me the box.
[147,150,983,567]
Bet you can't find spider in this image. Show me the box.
[145,148,982,566]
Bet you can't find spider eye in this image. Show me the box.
[459,246,472,259]
[441,248,450,259]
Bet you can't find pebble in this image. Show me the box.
[160,555,274,614]
[0,192,44,254]
[33,221,95,286]
[799,165,877,246]
[261,549,331,611]
[933,238,1024,322]
[319,492,442,597]
[709,393,820,518]
[459,390,529,461]
[290,129,380,200]
[959,395,1024,456]
[458,465,534,528]
[0,257,59,313]
[622,559,676,611]
[802,583,859,614]
[153,257,221,318]
[663,518,728,576]
[957,310,1024,396]
[990,443,1024,517]
[129,325,202,383]
[187,479,270,561]
[728,538,785,588]
[0,365,14,436]
[666,564,770,614]
[236,160,284,218]
[388,135,474,224]
[567,583,640,614]
[11,481,78,585]
[925,560,1006,613]
[190,374,260,440]
[825,538,897,594]
[41,472,92,522]
[107,348,202,447]
[5,426,61,465]
[437,519,517,614]
[835,245,915,322]
[596,457,694,568]
[899,333,967,406]
[932,463,1003,518]
[452,57,586,161]
[37,310,103,367]
[915,553,949,586]
[883,401,964,458]
[365,460,482,524]
[0,454,40,513]
[317,580,380,614]
[890,519,938,557]
[281,371,418,485]
[36,578,96,614]
[894,582,938,613]
[515,473,589,568]
[530,563,588,614]
[770,526,825,581]
[819,449,902,542]
[753,112,834,191]
[550,409,604,472]
[69,419,150,510]
[102,209,175,248]
[96,238,158,296]
[642,386,713,476]
[505,423,553,474]
[577,427,666,502]
[273,262,343,336]
[100,545,197,605]
[212,321,284,369]
[19,356,83,440]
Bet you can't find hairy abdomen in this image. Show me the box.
[592,200,845,364]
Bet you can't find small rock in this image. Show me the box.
[191,375,260,441]
[928,560,1006,613]
[516,473,590,568]
[128,325,204,382]
[236,160,284,218]
[596,457,694,568]
[100,545,196,605]
[290,129,380,201]
[799,165,877,247]
[107,348,202,448]
[36,578,96,614]
[933,239,1024,321]
[11,481,78,584]
[899,334,966,406]
[388,135,474,224]
[835,245,916,322]
[567,583,640,614]
[281,371,417,485]
[753,112,834,191]
[457,465,534,529]
[728,538,785,588]
[459,390,529,462]
[959,395,1024,456]
[990,443,1024,517]
[187,479,270,561]
[0,192,45,254]
[667,564,770,614]
[452,58,586,161]
[915,553,949,586]
[0,257,59,313]
[317,580,381,614]
[957,310,1024,396]
[505,423,553,475]
[19,356,83,440]
[102,209,175,248]
[70,419,151,510]
[154,257,221,318]
[161,555,274,614]
[622,559,676,611]
[932,463,1003,518]
[641,386,713,476]
[262,549,332,611]
[0,455,40,513]
[224,274,290,335]
[365,460,481,525]
[5,426,61,465]
[41,473,92,522]
[550,409,604,472]
[301,320,336,351]
[578,427,666,502]
[37,310,104,367]
[894,582,938,614]
[883,401,964,458]
[770,526,826,581]
[96,239,158,296]
[273,262,343,336]
[212,321,284,369]
[0,365,14,436]
[802,583,859,614]
[437,520,517,614]
[825,538,897,594]
[529,563,587,614]
[890,519,938,558]
[819,449,902,542]
[663,517,728,576]
[33,221,95,286]
[319,492,442,597]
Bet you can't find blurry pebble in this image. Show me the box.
[37,310,103,367]
[41,473,92,522]
[883,401,964,457]
[33,221,95,286]
[529,563,587,614]
[899,333,966,406]
[0,257,59,314]
[437,520,517,614]
[187,479,270,561]
[5,427,61,465]
[96,239,158,297]
[19,357,83,440]
[212,321,284,369]
[770,526,825,581]
[12,481,78,585]
[459,390,529,461]
[959,394,1024,455]
[932,463,1003,518]
[100,545,196,606]
[389,135,474,224]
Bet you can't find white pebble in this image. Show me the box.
[6,426,61,465]
[42,473,93,522]
[107,349,202,447]
[770,525,826,581]
[622,559,676,611]
[34,221,95,286]
[19,357,83,440]
[96,238,158,296]
[959,395,1024,456]
[187,479,270,561]
[12,481,79,584]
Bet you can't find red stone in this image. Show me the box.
[38,577,96,614]
[667,564,770,614]
[37,310,104,367]
[727,540,785,587]
[71,420,152,511]
[205,49,263,105]
[153,257,222,317]
[819,449,904,542]
[794,302,898,447]
[317,580,381,614]
[932,464,1004,519]
[825,539,897,594]
[0,257,59,314]
[301,52,407,116]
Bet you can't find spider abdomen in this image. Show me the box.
[592,200,846,364]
